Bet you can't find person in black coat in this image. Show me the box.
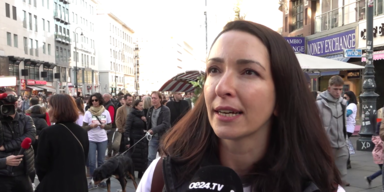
[35,94,89,192]
[166,92,191,126]
[29,106,48,156]
[124,99,148,178]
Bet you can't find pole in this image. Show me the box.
[75,40,78,97]
[357,0,378,151]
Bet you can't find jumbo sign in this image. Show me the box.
[307,30,356,56]
[358,16,384,49]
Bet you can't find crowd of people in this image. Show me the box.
[1,19,382,192]
[0,86,192,191]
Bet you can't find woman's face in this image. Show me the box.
[135,102,144,111]
[91,96,100,107]
[204,30,276,140]
[343,94,350,101]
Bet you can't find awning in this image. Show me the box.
[324,54,351,62]
[159,70,204,92]
[296,53,364,71]
[361,51,384,62]
[307,71,340,77]
[38,85,56,92]
[27,86,43,91]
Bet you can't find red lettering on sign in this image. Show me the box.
[35,80,47,85]
[27,80,35,85]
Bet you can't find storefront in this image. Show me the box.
[22,79,48,97]
[358,15,384,109]
[306,29,362,93]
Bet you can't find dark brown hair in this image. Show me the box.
[161,20,340,191]
[75,98,85,115]
[133,99,142,108]
[48,94,79,123]
[87,93,104,107]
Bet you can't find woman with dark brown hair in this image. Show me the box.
[35,94,89,192]
[75,98,85,126]
[137,20,343,192]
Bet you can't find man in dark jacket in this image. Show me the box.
[166,92,190,126]
[0,91,36,192]
[147,91,170,166]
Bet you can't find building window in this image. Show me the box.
[30,38,33,55]
[12,6,16,20]
[34,15,37,32]
[56,46,59,60]
[35,40,38,56]
[47,21,50,32]
[24,37,28,54]
[34,0,36,7]
[42,18,45,31]
[29,13,32,30]
[48,44,51,55]
[14,34,18,47]
[29,0,31,5]
[23,11,26,28]
[292,0,303,31]
[5,3,10,18]
[47,0,49,9]
[6,32,12,46]
[43,42,46,54]
[42,0,44,7]
[29,65,35,80]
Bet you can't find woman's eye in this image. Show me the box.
[243,69,258,76]
[208,67,219,74]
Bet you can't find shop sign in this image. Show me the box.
[284,37,305,53]
[27,80,47,85]
[344,49,363,58]
[20,79,26,90]
[358,16,384,48]
[0,76,17,87]
[35,80,47,85]
[347,70,361,79]
[27,80,35,85]
[307,30,356,56]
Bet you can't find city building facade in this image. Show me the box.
[96,12,135,95]
[69,0,98,96]
[281,0,365,96]
[0,0,57,96]
[136,36,204,95]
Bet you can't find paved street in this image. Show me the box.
[32,137,384,192]
[345,136,383,192]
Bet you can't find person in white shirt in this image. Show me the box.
[343,91,358,169]
[82,93,112,189]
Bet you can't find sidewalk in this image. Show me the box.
[347,137,383,192]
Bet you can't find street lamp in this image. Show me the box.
[114,50,121,96]
[134,45,140,95]
[74,27,83,96]
[357,0,379,151]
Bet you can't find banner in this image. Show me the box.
[307,30,356,56]
[284,37,305,53]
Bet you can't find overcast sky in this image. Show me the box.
[99,0,282,59]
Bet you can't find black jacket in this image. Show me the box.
[30,113,48,136]
[0,113,36,176]
[104,100,116,128]
[35,122,89,192]
[146,105,171,138]
[166,100,190,126]
[124,109,148,172]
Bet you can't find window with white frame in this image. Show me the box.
[6,32,12,46]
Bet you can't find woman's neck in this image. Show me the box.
[219,124,270,177]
